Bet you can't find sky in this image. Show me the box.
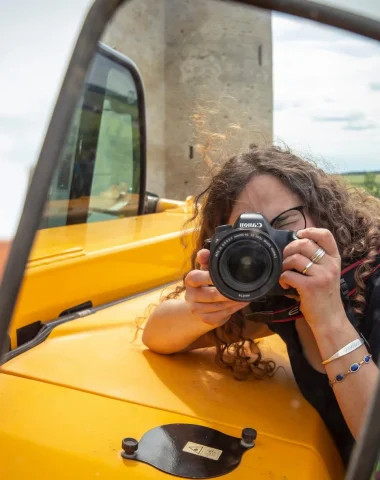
[0,0,379,239]
[0,0,92,239]
[272,10,380,173]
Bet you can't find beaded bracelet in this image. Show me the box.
[329,354,372,387]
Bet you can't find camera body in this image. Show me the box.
[206,213,298,302]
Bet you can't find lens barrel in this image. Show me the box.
[209,229,282,302]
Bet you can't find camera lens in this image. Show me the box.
[219,240,272,292]
[227,246,266,283]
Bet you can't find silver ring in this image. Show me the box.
[310,247,326,264]
[302,261,314,275]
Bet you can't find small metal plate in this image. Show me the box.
[121,423,253,479]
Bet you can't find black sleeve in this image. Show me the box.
[361,272,380,364]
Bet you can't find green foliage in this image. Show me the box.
[342,172,380,198]
[363,172,380,198]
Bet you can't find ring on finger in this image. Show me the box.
[310,247,326,264]
[302,261,314,275]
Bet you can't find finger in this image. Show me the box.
[185,285,231,303]
[285,293,301,301]
[196,249,210,271]
[296,228,339,257]
[185,269,212,288]
[283,238,326,264]
[200,303,249,326]
[279,270,306,292]
[282,253,321,276]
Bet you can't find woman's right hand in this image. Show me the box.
[184,249,249,327]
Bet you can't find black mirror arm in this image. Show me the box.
[0,0,128,360]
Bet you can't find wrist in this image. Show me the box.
[310,313,361,361]
[194,312,225,332]
[309,308,349,338]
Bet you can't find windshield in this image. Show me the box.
[0,0,378,240]
[1,1,380,479]
[0,0,93,242]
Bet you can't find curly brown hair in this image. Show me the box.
[164,143,380,380]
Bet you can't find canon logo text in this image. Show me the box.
[239,222,263,228]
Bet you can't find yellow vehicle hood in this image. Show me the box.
[10,206,193,347]
[0,287,344,479]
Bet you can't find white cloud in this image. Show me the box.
[273,12,380,172]
[0,0,92,239]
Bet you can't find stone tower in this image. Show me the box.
[102,0,273,199]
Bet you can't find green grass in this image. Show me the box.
[341,173,380,186]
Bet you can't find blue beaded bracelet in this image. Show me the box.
[329,354,372,387]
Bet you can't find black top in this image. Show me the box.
[267,270,380,467]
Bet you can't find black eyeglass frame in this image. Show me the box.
[270,205,307,230]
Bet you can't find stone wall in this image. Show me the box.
[102,0,272,199]
[102,1,167,196]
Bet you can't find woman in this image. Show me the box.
[142,144,380,466]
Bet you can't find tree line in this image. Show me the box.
[362,172,380,198]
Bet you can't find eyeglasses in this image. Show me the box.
[270,205,306,231]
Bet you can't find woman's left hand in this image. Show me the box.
[279,227,347,331]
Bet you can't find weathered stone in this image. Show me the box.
[102,0,272,199]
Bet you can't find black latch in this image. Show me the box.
[120,423,256,478]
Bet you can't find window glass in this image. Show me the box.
[40,48,141,229]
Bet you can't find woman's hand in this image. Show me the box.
[279,228,347,331]
[184,249,249,327]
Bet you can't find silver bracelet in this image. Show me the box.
[322,337,365,365]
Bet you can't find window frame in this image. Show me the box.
[41,42,146,229]
[96,42,147,217]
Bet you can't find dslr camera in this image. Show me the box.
[206,213,298,302]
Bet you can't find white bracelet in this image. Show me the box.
[321,337,365,365]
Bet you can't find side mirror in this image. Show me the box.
[40,42,147,229]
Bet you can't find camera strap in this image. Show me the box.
[243,253,380,325]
